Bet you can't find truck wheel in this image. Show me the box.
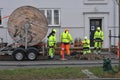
[12,48,25,61]
[27,48,38,61]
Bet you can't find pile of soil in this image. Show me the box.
[72,53,110,60]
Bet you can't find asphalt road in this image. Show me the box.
[0,59,118,69]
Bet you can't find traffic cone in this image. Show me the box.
[117,48,120,58]
[61,53,65,60]
[117,42,120,58]
[61,53,67,60]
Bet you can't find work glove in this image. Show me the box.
[54,43,56,46]
[101,40,103,42]
[53,43,56,48]
[101,42,103,45]
[101,40,103,44]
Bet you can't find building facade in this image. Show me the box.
[0,0,119,48]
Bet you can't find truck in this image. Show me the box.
[0,6,48,61]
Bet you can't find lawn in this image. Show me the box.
[0,67,87,80]
[89,66,120,78]
[0,66,119,80]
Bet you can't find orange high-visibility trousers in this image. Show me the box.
[60,43,70,56]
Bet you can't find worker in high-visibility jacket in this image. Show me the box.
[60,28,73,60]
[82,36,91,54]
[47,29,57,59]
[94,27,104,54]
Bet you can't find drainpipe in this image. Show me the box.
[113,0,116,45]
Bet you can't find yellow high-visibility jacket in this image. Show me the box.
[48,34,56,46]
[61,31,73,43]
[82,39,90,48]
[94,30,104,41]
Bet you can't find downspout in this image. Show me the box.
[113,0,116,45]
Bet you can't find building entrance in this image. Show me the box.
[90,19,102,47]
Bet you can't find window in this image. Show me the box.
[47,10,52,25]
[40,9,60,26]
[54,10,59,25]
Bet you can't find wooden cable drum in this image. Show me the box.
[7,6,48,46]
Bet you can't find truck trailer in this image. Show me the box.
[0,6,48,61]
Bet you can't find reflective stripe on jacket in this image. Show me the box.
[94,30,104,40]
[48,35,56,46]
[61,31,73,43]
[82,39,90,48]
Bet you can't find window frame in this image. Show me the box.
[40,8,61,27]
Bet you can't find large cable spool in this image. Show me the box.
[7,6,48,46]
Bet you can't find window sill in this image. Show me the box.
[84,0,108,5]
[48,25,61,27]
[0,25,4,28]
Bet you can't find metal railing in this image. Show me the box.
[109,30,119,52]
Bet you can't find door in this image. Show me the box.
[90,19,102,47]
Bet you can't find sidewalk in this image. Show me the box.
[0,50,118,61]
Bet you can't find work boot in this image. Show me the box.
[48,56,51,59]
[67,55,71,60]
[48,56,54,60]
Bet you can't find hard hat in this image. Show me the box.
[52,28,56,33]
[84,36,87,39]
[65,28,69,31]
[97,27,100,30]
